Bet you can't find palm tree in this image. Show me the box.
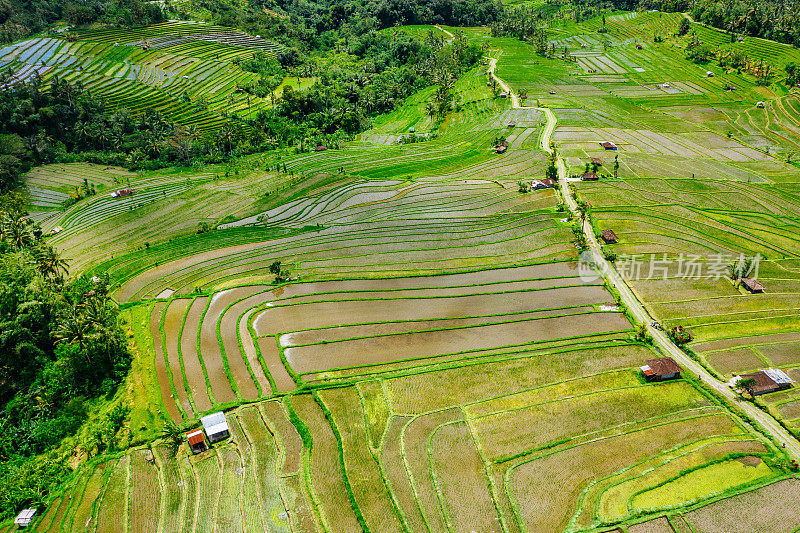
[96,127,110,151]
[54,308,92,352]
[425,101,437,119]
[32,245,69,280]
[3,214,34,250]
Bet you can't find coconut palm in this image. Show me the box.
[2,214,34,250]
[54,308,92,352]
[32,245,69,280]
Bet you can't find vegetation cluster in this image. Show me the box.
[0,193,130,518]
[0,0,167,42]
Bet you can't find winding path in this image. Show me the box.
[488,54,800,460]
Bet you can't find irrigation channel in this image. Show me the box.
[487,56,800,460]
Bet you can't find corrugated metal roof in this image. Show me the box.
[186,429,205,445]
[206,422,229,436]
[201,411,226,429]
[764,368,793,385]
[16,508,37,525]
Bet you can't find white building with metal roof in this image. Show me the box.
[200,411,230,443]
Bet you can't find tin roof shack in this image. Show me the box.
[201,411,230,443]
[531,178,556,189]
[15,509,37,527]
[601,229,618,244]
[741,277,764,293]
[641,357,682,382]
[737,369,793,396]
[186,429,207,454]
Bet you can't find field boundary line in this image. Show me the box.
[195,296,217,406]
[159,302,188,421]
[249,313,278,395]
[174,297,199,415]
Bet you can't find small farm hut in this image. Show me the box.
[706,71,714,77]
[15,509,37,527]
[314,145,328,152]
[549,90,557,94]
[581,171,599,181]
[600,229,618,244]
[640,357,682,382]
[600,141,617,150]
[531,179,556,190]
[499,91,508,98]
[736,369,793,395]
[636,44,643,50]
[756,101,765,108]
[186,429,207,454]
[110,188,135,198]
[740,277,764,293]
[591,157,603,165]
[201,411,230,443]
[507,121,517,127]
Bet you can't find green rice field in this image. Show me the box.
[6,8,800,532]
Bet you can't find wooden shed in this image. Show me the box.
[581,171,599,181]
[591,157,603,165]
[741,277,764,293]
[600,141,617,150]
[601,229,618,244]
[641,357,682,382]
[737,369,793,395]
[186,429,207,454]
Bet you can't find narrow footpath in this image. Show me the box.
[487,55,800,459]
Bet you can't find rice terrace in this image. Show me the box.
[2,0,800,531]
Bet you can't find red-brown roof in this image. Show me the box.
[582,172,599,180]
[591,157,603,165]
[600,141,617,150]
[739,371,780,395]
[187,429,205,445]
[601,229,618,243]
[644,357,682,376]
[741,277,764,292]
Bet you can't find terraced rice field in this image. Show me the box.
[0,22,285,129]
[9,10,800,532]
[579,176,800,436]
[143,264,630,418]
[29,339,782,532]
